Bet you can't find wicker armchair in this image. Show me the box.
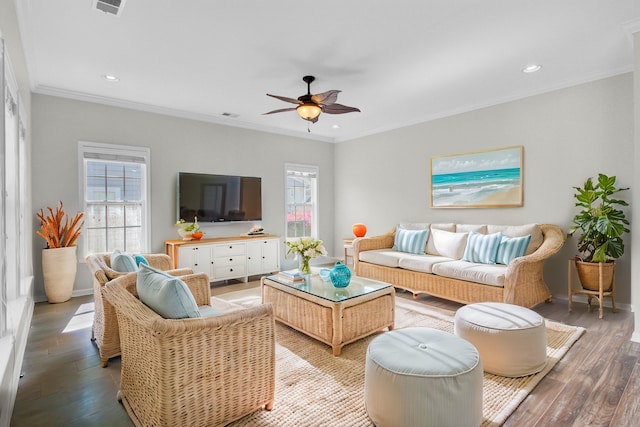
[86,252,193,367]
[102,272,276,427]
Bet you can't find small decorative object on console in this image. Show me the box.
[248,224,265,235]
[175,216,201,240]
[353,223,367,238]
[330,262,351,288]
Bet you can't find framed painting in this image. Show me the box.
[430,146,523,208]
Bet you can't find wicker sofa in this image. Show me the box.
[86,253,193,367]
[102,271,276,427]
[353,223,565,308]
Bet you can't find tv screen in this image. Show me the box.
[178,172,262,223]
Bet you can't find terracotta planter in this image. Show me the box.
[574,257,615,292]
[42,246,78,303]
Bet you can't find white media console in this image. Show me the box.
[165,234,280,283]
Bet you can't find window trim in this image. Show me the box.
[78,141,151,257]
[284,163,319,241]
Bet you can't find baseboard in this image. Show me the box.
[552,295,632,312]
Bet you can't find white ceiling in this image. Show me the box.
[14,0,640,142]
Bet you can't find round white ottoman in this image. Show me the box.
[364,327,483,427]
[454,302,547,377]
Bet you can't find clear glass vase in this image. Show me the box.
[298,255,312,275]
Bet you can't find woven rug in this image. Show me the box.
[217,290,585,427]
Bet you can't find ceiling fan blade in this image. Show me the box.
[322,103,361,114]
[266,94,302,105]
[263,107,297,115]
[311,90,341,105]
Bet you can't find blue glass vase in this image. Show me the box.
[330,262,351,288]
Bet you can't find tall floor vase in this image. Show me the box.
[42,246,77,303]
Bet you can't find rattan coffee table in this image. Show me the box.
[261,273,395,355]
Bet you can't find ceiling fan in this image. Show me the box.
[264,75,361,124]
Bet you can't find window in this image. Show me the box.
[285,164,318,240]
[79,142,150,255]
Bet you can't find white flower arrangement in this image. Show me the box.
[285,237,327,259]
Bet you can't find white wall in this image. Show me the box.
[632,32,640,343]
[334,73,634,304]
[0,0,33,425]
[31,95,335,301]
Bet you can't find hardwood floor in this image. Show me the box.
[11,280,640,426]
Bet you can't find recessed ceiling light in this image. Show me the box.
[522,64,542,73]
[332,124,341,129]
[102,74,120,82]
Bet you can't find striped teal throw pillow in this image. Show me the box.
[496,234,532,265]
[462,231,502,264]
[393,226,429,255]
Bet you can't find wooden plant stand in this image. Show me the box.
[567,259,616,319]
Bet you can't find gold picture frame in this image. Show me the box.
[430,146,523,208]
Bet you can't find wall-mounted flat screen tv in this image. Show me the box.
[177,172,262,223]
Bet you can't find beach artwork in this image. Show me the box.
[430,146,523,208]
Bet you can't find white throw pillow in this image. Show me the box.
[430,229,468,259]
[426,223,456,255]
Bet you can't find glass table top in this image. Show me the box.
[266,273,392,303]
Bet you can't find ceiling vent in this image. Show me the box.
[93,0,126,16]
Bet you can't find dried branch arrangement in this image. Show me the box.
[36,201,85,248]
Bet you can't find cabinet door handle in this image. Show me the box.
[230,268,233,272]
[229,258,233,262]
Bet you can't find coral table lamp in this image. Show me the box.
[352,223,367,238]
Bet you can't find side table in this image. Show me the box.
[343,238,354,265]
[567,259,616,319]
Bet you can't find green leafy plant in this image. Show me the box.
[176,216,200,232]
[568,173,629,263]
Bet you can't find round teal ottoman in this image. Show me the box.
[364,327,483,427]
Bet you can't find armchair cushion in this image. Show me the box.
[137,264,201,319]
[111,249,138,273]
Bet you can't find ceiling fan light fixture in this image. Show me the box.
[296,103,321,120]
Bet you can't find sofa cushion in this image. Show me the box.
[398,254,456,274]
[199,305,226,318]
[496,234,532,265]
[429,229,468,259]
[426,223,456,255]
[432,260,506,287]
[111,249,138,273]
[393,226,429,254]
[456,224,488,234]
[462,231,502,264]
[400,222,430,230]
[487,224,542,255]
[359,249,409,268]
[136,264,201,319]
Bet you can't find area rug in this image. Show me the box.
[217,289,585,427]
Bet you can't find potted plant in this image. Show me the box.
[175,216,201,240]
[568,173,629,291]
[37,201,84,303]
